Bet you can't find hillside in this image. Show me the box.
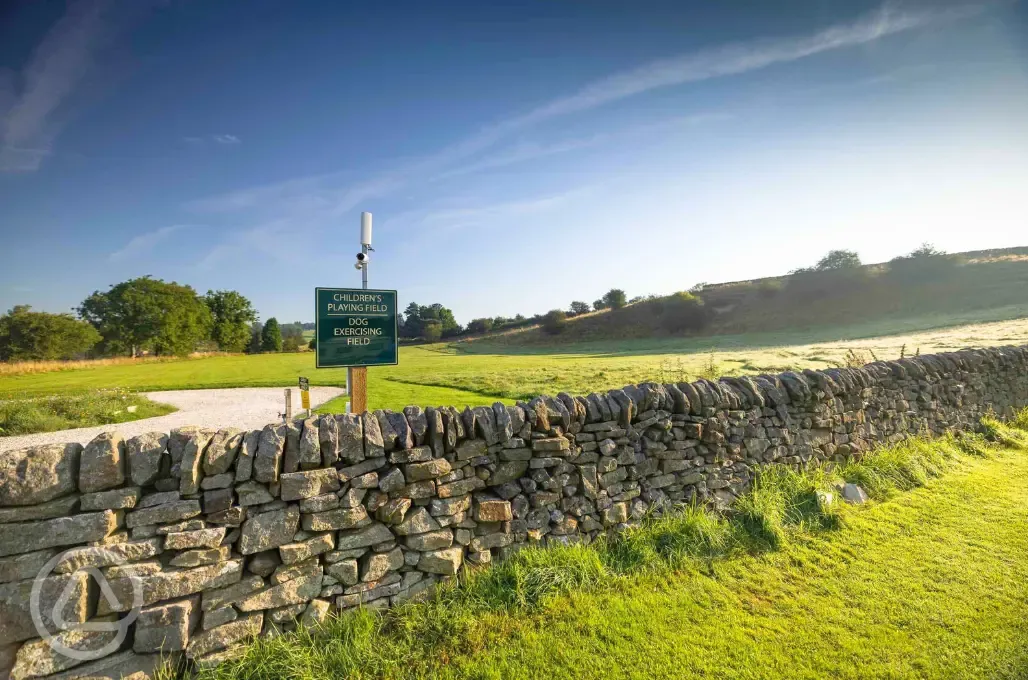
[475,246,1028,346]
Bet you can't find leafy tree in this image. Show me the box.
[541,309,567,335]
[79,276,212,357]
[593,299,606,311]
[602,289,627,310]
[813,249,862,271]
[279,321,306,352]
[402,302,460,338]
[204,290,257,352]
[659,292,710,333]
[568,301,590,316]
[261,317,283,352]
[466,318,493,334]
[0,305,101,361]
[422,320,443,342]
[247,321,263,354]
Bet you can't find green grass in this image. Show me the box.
[0,389,176,436]
[3,316,1026,416]
[189,414,1028,680]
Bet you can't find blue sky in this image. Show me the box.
[1,0,1026,325]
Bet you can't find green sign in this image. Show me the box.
[315,288,398,368]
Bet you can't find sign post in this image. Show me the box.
[298,377,311,416]
[315,212,394,413]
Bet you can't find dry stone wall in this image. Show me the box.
[2,345,1027,677]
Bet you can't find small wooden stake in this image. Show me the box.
[350,367,368,413]
[284,388,293,422]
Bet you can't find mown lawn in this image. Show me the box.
[196,420,1028,680]
[2,315,1026,416]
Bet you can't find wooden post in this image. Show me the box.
[350,367,368,413]
[284,388,293,422]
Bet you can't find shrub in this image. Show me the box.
[659,291,710,333]
[422,320,443,343]
[541,309,567,335]
[0,305,100,361]
[602,289,627,310]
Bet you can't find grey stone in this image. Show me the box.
[164,527,226,550]
[235,430,260,482]
[405,458,452,482]
[126,500,201,528]
[279,533,335,565]
[180,429,216,494]
[335,523,393,551]
[235,571,321,612]
[99,560,243,614]
[360,547,403,582]
[279,469,340,501]
[840,483,869,504]
[134,597,200,652]
[253,424,285,483]
[79,432,125,493]
[239,506,300,555]
[362,413,384,459]
[0,572,92,645]
[0,549,56,584]
[185,613,262,659]
[203,605,238,630]
[202,574,265,611]
[236,480,275,506]
[0,510,120,557]
[80,486,140,511]
[0,495,78,523]
[405,529,453,551]
[0,443,80,506]
[10,617,121,678]
[53,538,162,573]
[417,546,463,575]
[394,507,441,535]
[170,546,231,567]
[204,428,243,475]
[127,432,168,486]
[302,506,368,532]
[299,418,321,469]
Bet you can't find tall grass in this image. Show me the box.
[0,389,176,436]
[0,352,237,377]
[192,409,1028,680]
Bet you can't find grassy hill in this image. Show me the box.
[484,246,1028,346]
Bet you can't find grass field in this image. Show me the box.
[193,417,1028,680]
[2,312,1026,417]
[0,389,176,436]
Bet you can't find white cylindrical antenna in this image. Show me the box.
[360,212,373,247]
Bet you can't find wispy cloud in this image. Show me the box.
[0,0,117,172]
[188,3,969,216]
[109,225,183,262]
[212,134,240,145]
[183,134,242,146]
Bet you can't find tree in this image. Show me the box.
[279,321,306,352]
[261,318,283,352]
[659,292,710,333]
[204,290,257,353]
[0,305,101,361]
[466,318,493,335]
[593,299,606,311]
[813,249,862,271]
[79,276,211,357]
[568,301,590,316]
[247,321,263,354]
[422,320,443,342]
[402,302,460,338]
[541,309,567,335]
[602,289,627,310]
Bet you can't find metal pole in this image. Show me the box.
[349,213,371,414]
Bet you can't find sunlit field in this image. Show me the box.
[2,314,1026,415]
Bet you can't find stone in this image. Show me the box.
[0,496,79,524]
[39,650,161,680]
[99,560,243,615]
[126,432,168,487]
[170,546,231,567]
[186,613,263,659]
[10,618,122,678]
[417,546,463,575]
[235,430,260,482]
[137,490,180,508]
[0,443,80,506]
[405,529,453,551]
[301,506,368,532]
[79,432,126,493]
[0,572,92,645]
[126,500,201,528]
[204,488,235,514]
[205,428,243,475]
[164,527,226,550]
[437,477,485,498]
[456,439,487,461]
[271,557,321,585]
[80,487,140,510]
[335,523,394,551]
[279,469,340,501]
[490,460,528,486]
[326,559,359,586]
[376,497,411,525]
[299,492,339,513]
[236,480,275,506]
[429,495,472,517]
[203,605,238,630]
[404,458,452,482]
[235,571,322,612]
[351,472,378,489]
[475,499,513,522]
[360,547,403,582]
[299,418,321,469]
[53,538,162,574]
[280,533,335,565]
[338,414,366,462]
[283,421,302,474]
[180,429,216,494]
[245,551,281,578]
[840,483,869,504]
[0,510,120,557]
[253,424,285,483]
[301,598,331,627]
[239,506,300,555]
[379,467,406,493]
[393,507,440,536]
[133,597,200,652]
[0,550,56,584]
[202,574,265,611]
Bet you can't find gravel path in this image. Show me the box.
[0,387,346,452]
